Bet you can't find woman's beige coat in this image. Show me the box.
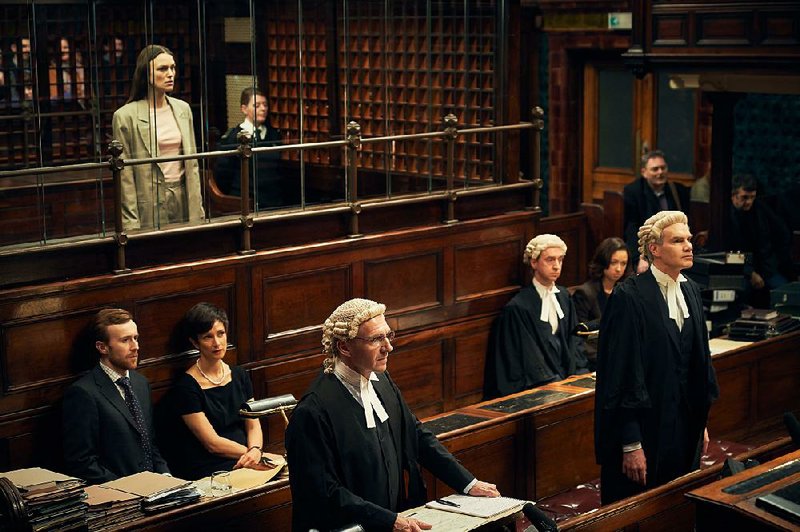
[112,96,205,230]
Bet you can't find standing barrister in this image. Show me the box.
[286,298,500,532]
[594,211,718,504]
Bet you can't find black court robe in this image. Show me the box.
[594,270,718,504]
[483,285,588,399]
[285,370,473,532]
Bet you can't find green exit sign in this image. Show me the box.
[608,12,632,30]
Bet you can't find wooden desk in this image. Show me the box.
[687,449,800,532]
[119,476,292,531]
[72,332,800,531]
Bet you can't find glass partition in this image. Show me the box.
[0,0,508,247]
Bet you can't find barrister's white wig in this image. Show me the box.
[638,210,689,262]
[523,234,567,264]
[321,298,386,373]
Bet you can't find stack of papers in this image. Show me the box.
[425,494,525,518]
[101,471,200,515]
[0,467,87,531]
[84,485,141,531]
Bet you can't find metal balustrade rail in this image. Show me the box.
[0,108,545,274]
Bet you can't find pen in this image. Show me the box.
[435,498,460,507]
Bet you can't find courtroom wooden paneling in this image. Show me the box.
[0,184,533,290]
[454,237,522,301]
[431,418,527,500]
[709,364,752,438]
[0,210,544,471]
[707,333,800,443]
[386,340,445,418]
[125,478,292,532]
[532,388,598,500]
[452,320,493,403]
[364,251,443,313]
[628,1,800,70]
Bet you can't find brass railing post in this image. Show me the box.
[443,113,458,224]
[108,140,131,274]
[237,130,255,255]
[346,121,362,238]
[530,106,545,212]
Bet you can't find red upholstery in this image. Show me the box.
[532,439,754,522]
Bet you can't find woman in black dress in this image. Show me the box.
[163,302,276,480]
[572,237,631,367]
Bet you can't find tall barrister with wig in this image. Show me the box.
[594,211,719,504]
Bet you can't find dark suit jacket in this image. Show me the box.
[216,123,288,208]
[62,364,169,484]
[572,279,604,325]
[623,177,690,263]
[111,96,205,230]
[571,279,605,364]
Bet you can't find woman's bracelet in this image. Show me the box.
[247,445,262,453]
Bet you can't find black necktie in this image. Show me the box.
[117,376,154,471]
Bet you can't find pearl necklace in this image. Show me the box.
[196,359,228,385]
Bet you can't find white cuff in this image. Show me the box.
[462,478,478,494]
[622,442,642,453]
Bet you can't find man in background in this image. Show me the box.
[726,174,794,301]
[624,150,690,273]
[217,87,290,208]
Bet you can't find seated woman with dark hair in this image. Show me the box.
[161,302,278,480]
[572,237,631,367]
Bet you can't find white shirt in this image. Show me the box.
[332,359,389,429]
[99,360,129,400]
[533,278,564,334]
[239,118,267,141]
[332,360,478,494]
[650,264,690,331]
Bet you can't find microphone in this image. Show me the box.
[784,411,800,447]
[522,502,558,532]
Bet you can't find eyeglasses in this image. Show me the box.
[353,331,396,347]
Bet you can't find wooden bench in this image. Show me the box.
[100,331,800,531]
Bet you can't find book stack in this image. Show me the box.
[0,467,87,531]
[728,309,800,341]
[685,252,747,336]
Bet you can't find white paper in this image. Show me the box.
[425,494,525,518]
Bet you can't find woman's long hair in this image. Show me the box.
[588,237,632,281]
[126,44,173,104]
